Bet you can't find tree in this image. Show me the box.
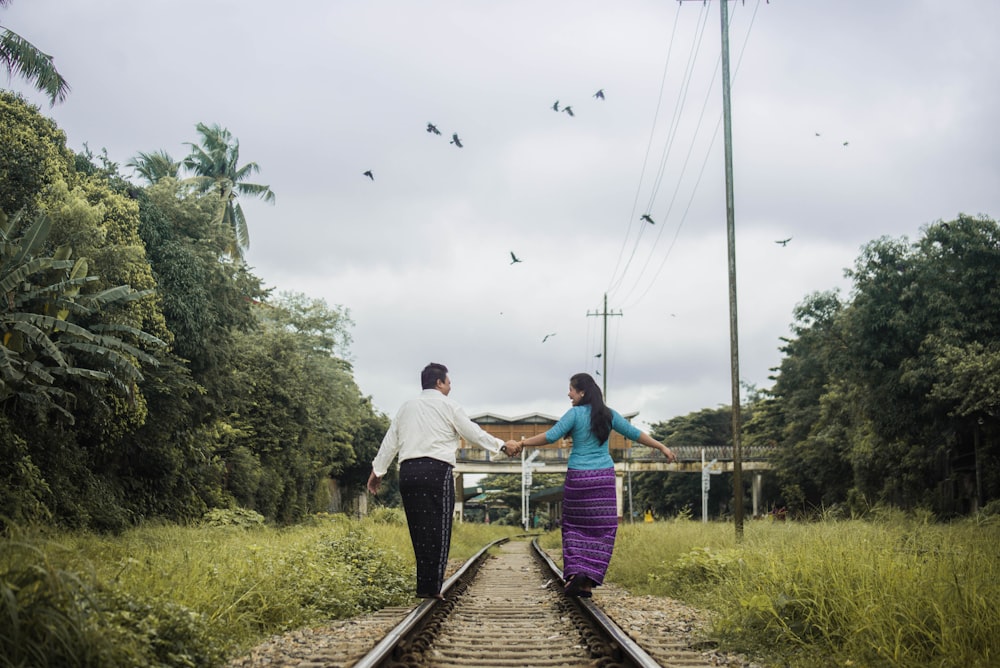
[182,123,274,259]
[126,150,180,185]
[837,217,1000,511]
[744,290,855,511]
[0,91,74,217]
[0,209,164,421]
[0,0,70,105]
[632,407,735,519]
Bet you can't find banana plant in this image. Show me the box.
[1,209,164,421]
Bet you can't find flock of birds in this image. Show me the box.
[358,89,609,351]
[359,85,808,352]
[361,89,607,182]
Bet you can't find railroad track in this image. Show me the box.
[349,537,718,668]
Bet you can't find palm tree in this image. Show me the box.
[0,0,70,105]
[183,122,275,259]
[126,150,180,185]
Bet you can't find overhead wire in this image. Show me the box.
[607,2,713,299]
[605,0,689,296]
[599,0,763,397]
[623,0,763,310]
[614,0,762,311]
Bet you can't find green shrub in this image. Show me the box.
[660,545,742,588]
[85,588,225,667]
[201,507,265,529]
[365,506,406,526]
[0,540,223,667]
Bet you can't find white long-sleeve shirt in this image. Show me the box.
[371,389,504,477]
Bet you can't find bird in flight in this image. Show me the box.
[593,89,605,100]
[815,132,821,137]
[426,122,441,135]
[509,251,522,265]
[842,141,849,147]
[595,369,600,376]
[542,333,556,343]
[552,100,560,112]
[641,214,655,225]
[775,237,792,246]
[594,353,602,358]
[562,106,574,117]
[450,133,463,148]
[363,170,374,181]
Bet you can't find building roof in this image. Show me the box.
[470,412,561,425]
[471,410,639,425]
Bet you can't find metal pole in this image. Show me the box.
[587,295,621,398]
[602,293,609,395]
[521,449,528,531]
[719,0,744,539]
[701,448,708,523]
[627,442,634,523]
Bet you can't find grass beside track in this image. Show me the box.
[3,509,998,667]
[602,513,1000,667]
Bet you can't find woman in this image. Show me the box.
[515,373,676,597]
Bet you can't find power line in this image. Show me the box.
[612,0,762,310]
[623,3,762,310]
[608,3,700,298]
[608,5,715,302]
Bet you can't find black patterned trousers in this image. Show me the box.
[399,457,455,597]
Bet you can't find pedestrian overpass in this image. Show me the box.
[454,412,775,521]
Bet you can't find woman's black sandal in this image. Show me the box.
[564,574,589,597]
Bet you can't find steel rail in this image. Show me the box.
[351,536,509,668]
[530,538,662,668]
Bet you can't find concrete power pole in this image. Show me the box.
[678,0,745,539]
[719,0,745,539]
[586,293,622,399]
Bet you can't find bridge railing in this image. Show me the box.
[457,444,776,465]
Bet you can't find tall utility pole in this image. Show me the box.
[719,0,745,539]
[588,294,629,520]
[679,0,745,538]
[586,293,622,398]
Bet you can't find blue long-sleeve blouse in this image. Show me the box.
[545,405,641,470]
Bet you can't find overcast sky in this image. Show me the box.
[5,1,1000,429]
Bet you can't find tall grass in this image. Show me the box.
[608,516,1000,667]
[0,513,523,666]
[6,511,995,667]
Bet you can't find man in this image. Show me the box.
[367,363,521,599]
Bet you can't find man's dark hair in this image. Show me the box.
[421,363,449,390]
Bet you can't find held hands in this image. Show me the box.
[503,440,523,457]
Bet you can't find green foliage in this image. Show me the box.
[0,519,438,664]
[0,6,70,105]
[319,527,410,612]
[83,587,224,668]
[200,507,265,529]
[753,215,1000,515]
[0,207,164,422]
[180,122,275,259]
[0,91,74,220]
[0,538,223,667]
[125,150,179,185]
[632,406,734,519]
[216,295,374,523]
[366,506,406,525]
[663,546,742,587]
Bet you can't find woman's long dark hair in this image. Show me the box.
[570,373,612,443]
